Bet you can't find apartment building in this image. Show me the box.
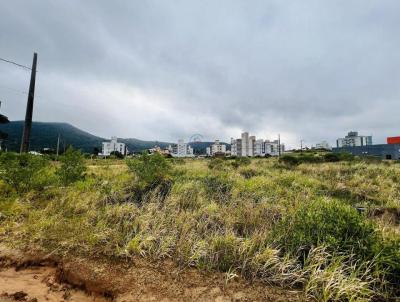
[315,141,331,150]
[168,139,194,157]
[206,140,227,156]
[231,132,284,157]
[101,136,127,156]
[263,140,285,156]
[336,131,372,148]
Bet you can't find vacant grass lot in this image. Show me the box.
[0,154,399,301]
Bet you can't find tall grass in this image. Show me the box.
[0,155,399,300]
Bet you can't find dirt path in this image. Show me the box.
[0,266,107,302]
[0,245,303,302]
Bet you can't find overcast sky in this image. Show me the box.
[1,1,399,148]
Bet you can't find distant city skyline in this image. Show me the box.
[1,1,399,149]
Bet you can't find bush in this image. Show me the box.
[126,152,172,202]
[323,153,340,162]
[127,152,171,187]
[231,157,251,169]
[278,198,400,293]
[337,152,355,162]
[0,152,51,192]
[110,151,124,159]
[298,154,323,163]
[56,147,87,185]
[277,198,377,260]
[279,155,299,166]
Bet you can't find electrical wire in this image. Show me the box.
[0,57,31,70]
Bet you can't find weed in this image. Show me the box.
[203,174,233,203]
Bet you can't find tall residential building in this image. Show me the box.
[239,132,255,156]
[101,136,127,156]
[231,138,242,156]
[206,140,227,156]
[336,131,372,148]
[231,132,284,157]
[168,139,194,157]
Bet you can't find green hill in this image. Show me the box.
[0,121,230,154]
[0,121,170,153]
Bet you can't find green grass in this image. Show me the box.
[0,155,399,301]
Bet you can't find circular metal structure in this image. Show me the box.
[189,134,203,143]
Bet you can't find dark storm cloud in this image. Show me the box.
[1,0,400,147]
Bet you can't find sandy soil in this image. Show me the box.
[0,245,303,302]
[0,266,107,302]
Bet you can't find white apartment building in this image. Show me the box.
[255,139,284,156]
[336,131,372,148]
[206,140,227,156]
[231,132,284,157]
[263,140,285,156]
[168,139,194,157]
[231,138,242,156]
[101,136,127,156]
[240,132,255,156]
[315,141,332,150]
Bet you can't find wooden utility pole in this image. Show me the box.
[20,52,37,153]
[56,134,60,158]
[278,134,281,157]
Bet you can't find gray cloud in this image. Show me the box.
[1,0,399,148]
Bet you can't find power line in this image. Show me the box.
[0,57,31,70]
[0,84,28,95]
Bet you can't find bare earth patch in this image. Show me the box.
[0,245,303,302]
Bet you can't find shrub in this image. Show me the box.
[207,158,225,170]
[323,153,340,162]
[0,152,51,192]
[337,152,355,162]
[298,154,323,164]
[231,157,251,169]
[276,198,377,260]
[110,151,124,159]
[279,155,299,166]
[127,152,171,187]
[56,147,87,185]
[126,152,172,202]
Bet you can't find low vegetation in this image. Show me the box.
[0,151,399,301]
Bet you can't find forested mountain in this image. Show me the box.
[0,121,229,154]
[0,121,170,153]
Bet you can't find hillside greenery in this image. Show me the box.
[0,121,171,153]
[0,154,399,301]
[0,121,229,154]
